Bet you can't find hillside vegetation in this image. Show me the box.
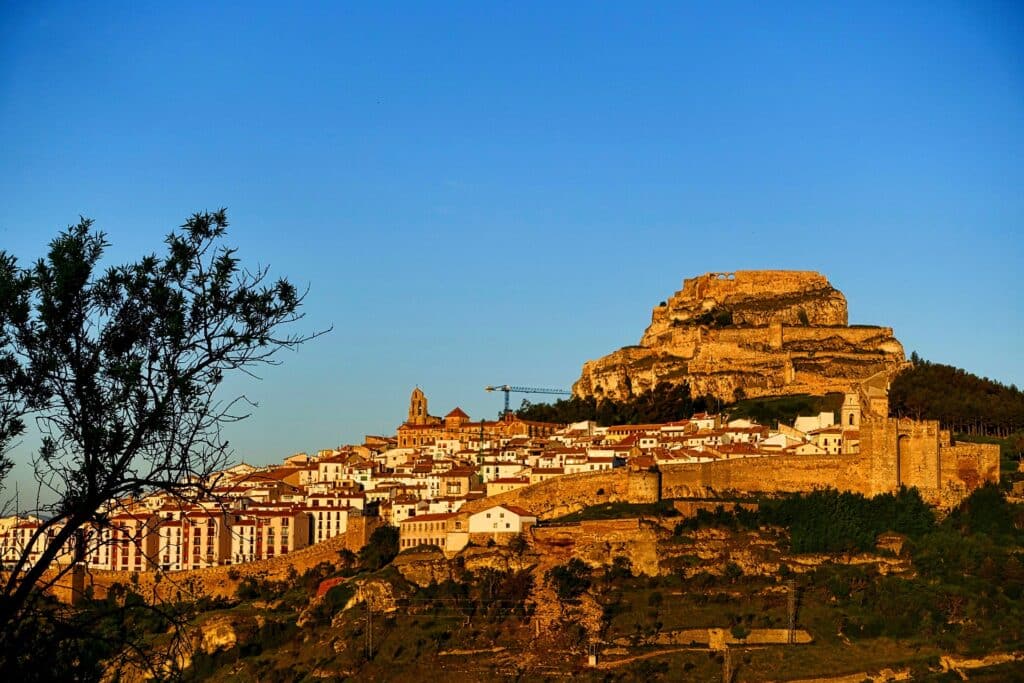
[519,383,844,427]
[726,392,844,428]
[523,356,1024,452]
[890,353,1024,437]
[517,381,721,426]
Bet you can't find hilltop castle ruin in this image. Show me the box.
[574,270,906,402]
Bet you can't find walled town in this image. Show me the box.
[0,372,998,576]
[0,270,1016,682]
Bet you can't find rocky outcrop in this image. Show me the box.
[574,271,905,402]
[105,613,269,682]
[531,518,664,576]
[197,614,265,655]
[394,546,539,587]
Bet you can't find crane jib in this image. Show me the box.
[484,384,571,416]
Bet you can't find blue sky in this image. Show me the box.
[1,1,1022,477]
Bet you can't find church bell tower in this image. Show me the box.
[408,387,428,425]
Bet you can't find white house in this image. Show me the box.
[479,460,527,483]
[794,412,835,434]
[468,505,537,534]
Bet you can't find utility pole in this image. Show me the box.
[787,579,797,644]
[365,590,373,659]
[722,646,733,683]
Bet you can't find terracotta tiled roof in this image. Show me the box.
[440,468,475,477]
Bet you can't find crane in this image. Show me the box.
[485,384,571,417]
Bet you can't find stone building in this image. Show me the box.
[107,510,161,572]
[396,388,562,449]
[398,512,465,551]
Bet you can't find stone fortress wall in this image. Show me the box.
[685,270,834,300]
[645,270,848,339]
[468,375,999,516]
[48,400,997,604]
[659,454,867,499]
[461,468,631,519]
[49,372,999,604]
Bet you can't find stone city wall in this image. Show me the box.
[859,416,1000,504]
[462,468,629,519]
[679,271,834,304]
[937,440,1001,507]
[690,325,894,351]
[660,455,871,499]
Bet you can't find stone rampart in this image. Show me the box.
[938,440,1001,506]
[660,455,872,499]
[691,325,895,349]
[655,414,998,506]
[461,469,629,519]
[679,271,834,306]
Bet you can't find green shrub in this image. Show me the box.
[730,623,750,640]
[546,558,592,603]
[759,487,935,554]
[359,525,400,571]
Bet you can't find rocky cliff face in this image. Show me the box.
[574,271,905,402]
